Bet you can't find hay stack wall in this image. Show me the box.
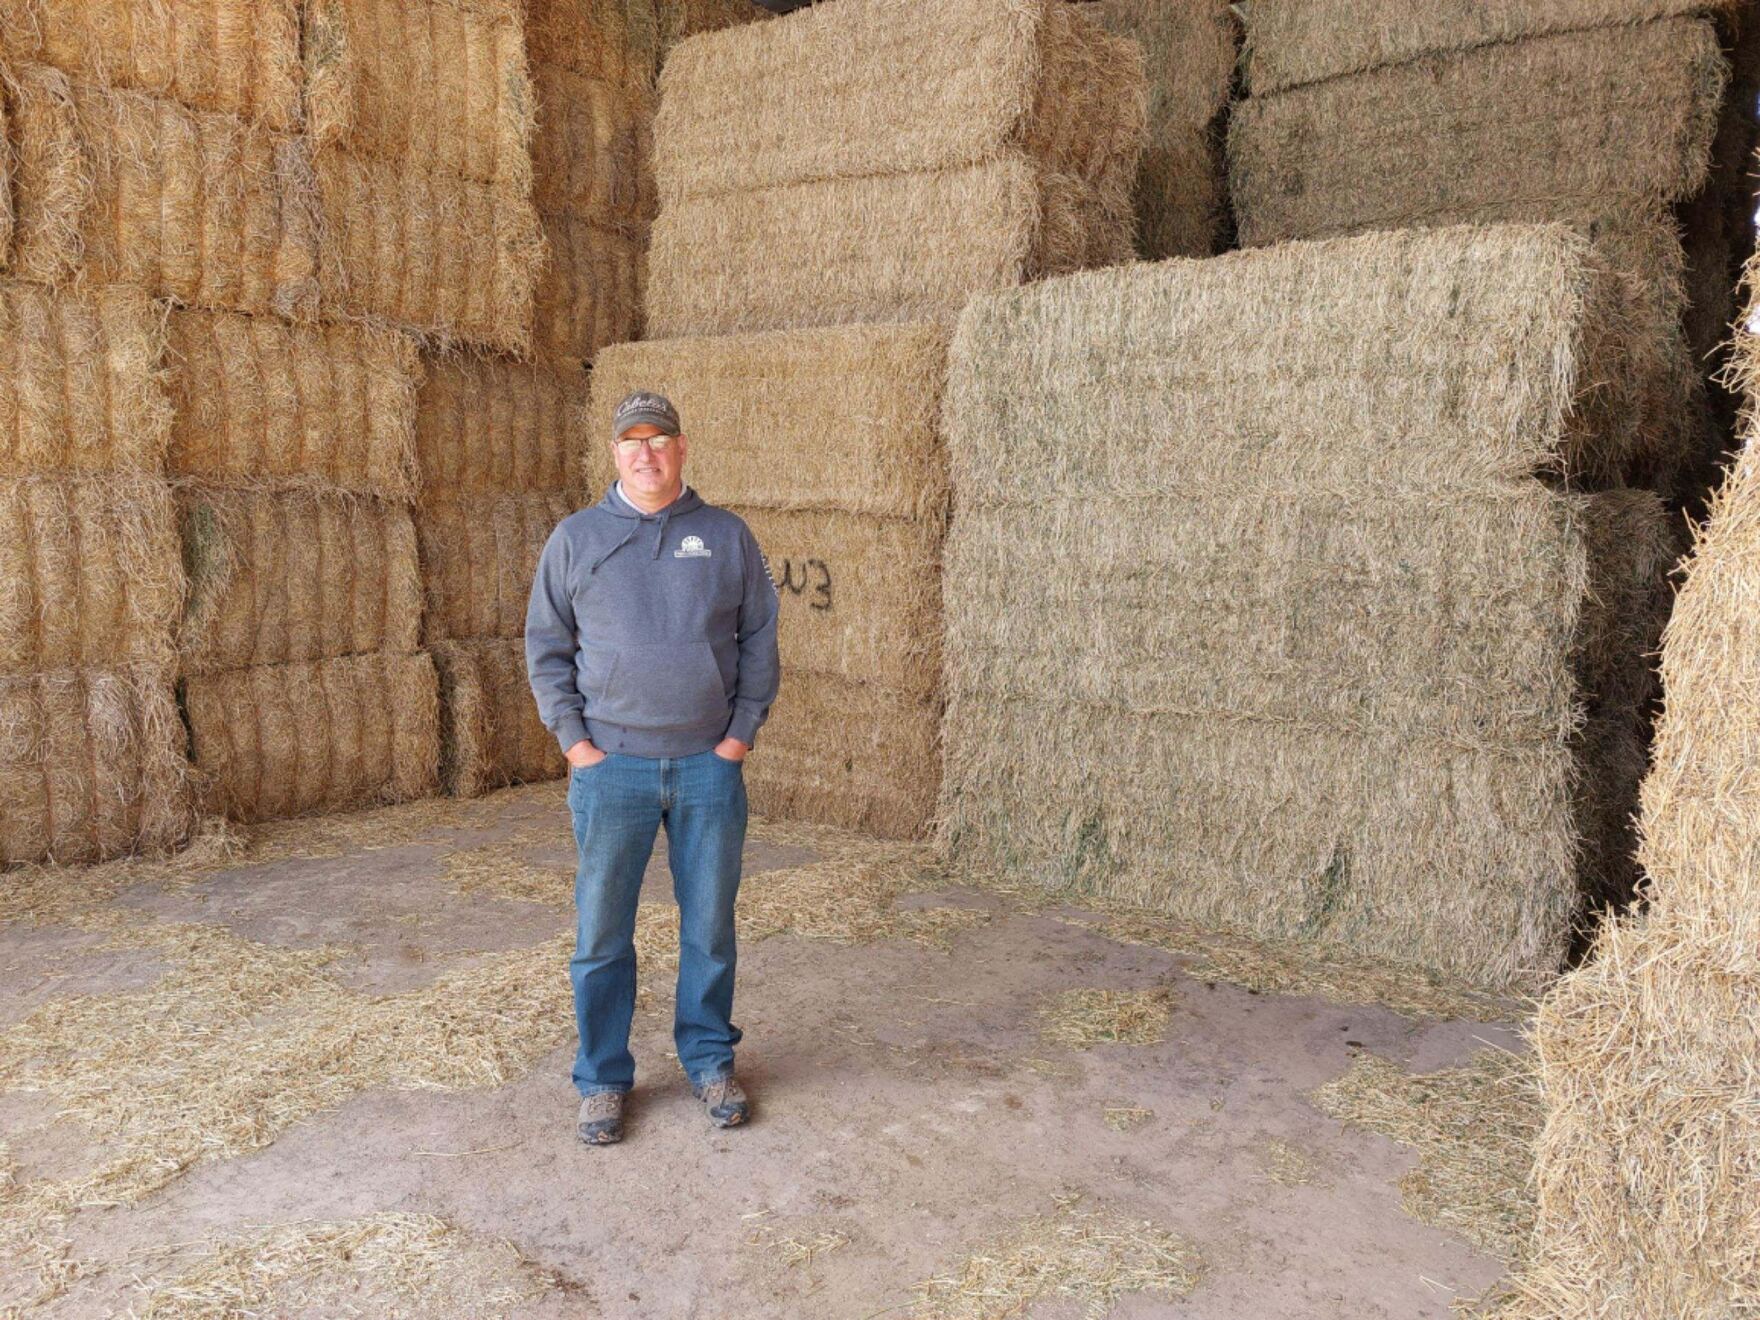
[645,0,1147,337]
[0,281,191,864]
[1227,5,1739,495]
[1499,263,1760,1316]
[940,226,1672,990]
[589,324,949,838]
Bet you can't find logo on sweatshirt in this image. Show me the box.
[674,534,712,559]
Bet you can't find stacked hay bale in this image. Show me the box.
[597,0,1145,838]
[1085,0,1238,259]
[1499,258,1760,1318]
[0,284,193,863]
[940,226,1674,990]
[168,314,440,823]
[1228,1,1744,495]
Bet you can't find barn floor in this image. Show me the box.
[1,782,1528,1318]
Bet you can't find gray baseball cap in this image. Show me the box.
[612,389,681,440]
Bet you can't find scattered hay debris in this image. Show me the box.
[745,1223,852,1270]
[1258,1138,1327,1188]
[1311,1048,1540,1261]
[130,1213,564,1318]
[1102,1104,1153,1132]
[1038,987,1174,1050]
[911,1197,1202,1319]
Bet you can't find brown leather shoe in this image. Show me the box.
[577,1091,625,1145]
[692,1075,750,1128]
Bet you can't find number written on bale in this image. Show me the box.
[778,557,832,612]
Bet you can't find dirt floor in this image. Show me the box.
[0,782,1532,1318]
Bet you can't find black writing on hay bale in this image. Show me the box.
[185,651,440,823]
[939,226,1672,991]
[432,637,564,799]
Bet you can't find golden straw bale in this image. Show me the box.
[165,310,420,499]
[2,60,88,285]
[588,323,950,520]
[0,81,11,262]
[531,207,643,363]
[184,650,440,823]
[0,475,181,673]
[315,147,542,354]
[178,488,422,674]
[0,664,192,864]
[431,636,561,797]
[305,0,534,189]
[0,281,170,475]
[1243,0,1742,95]
[415,351,587,497]
[744,670,940,841]
[418,492,574,642]
[0,0,302,128]
[525,0,656,89]
[530,62,655,233]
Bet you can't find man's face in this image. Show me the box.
[613,423,687,498]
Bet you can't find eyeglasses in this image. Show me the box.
[614,433,677,453]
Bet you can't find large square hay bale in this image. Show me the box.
[1088,0,1237,260]
[416,352,587,497]
[645,0,1145,336]
[1242,0,1741,95]
[531,63,656,234]
[305,0,533,189]
[0,475,181,673]
[432,636,562,797]
[0,282,170,475]
[185,650,440,822]
[526,0,657,89]
[178,488,422,674]
[165,311,420,501]
[0,665,192,864]
[941,225,1673,990]
[531,208,644,364]
[418,493,574,642]
[3,65,320,316]
[314,147,542,354]
[0,0,303,128]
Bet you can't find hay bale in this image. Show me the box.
[165,310,420,500]
[416,352,587,497]
[530,63,655,233]
[315,147,542,354]
[0,281,171,475]
[0,664,192,864]
[1243,0,1742,95]
[1228,19,1727,246]
[305,0,534,189]
[645,0,1144,337]
[431,637,562,797]
[0,475,181,673]
[0,0,303,128]
[418,493,574,642]
[184,650,440,823]
[1088,0,1237,260]
[526,0,657,89]
[939,225,1672,990]
[588,323,949,519]
[531,208,644,363]
[744,671,939,840]
[0,78,11,263]
[178,488,422,675]
[3,60,94,286]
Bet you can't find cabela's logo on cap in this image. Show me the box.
[674,534,712,559]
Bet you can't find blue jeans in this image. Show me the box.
[567,749,747,1097]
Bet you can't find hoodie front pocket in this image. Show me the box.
[585,641,728,731]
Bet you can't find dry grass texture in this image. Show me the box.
[0,281,171,475]
[432,637,563,797]
[184,650,440,822]
[177,488,421,672]
[0,0,302,128]
[646,0,1144,337]
[532,207,644,363]
[417,492,572,642]
[1037,986,1174,1049]
[941,226,1664,990]
[531,61,655,231]
[165,310,420,499]
[416,351,586,497]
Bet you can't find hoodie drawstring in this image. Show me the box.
[653,508,673,559]
[589,522,641,574]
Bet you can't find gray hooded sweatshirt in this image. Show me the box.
[525,486,780,758]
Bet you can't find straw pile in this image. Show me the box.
[1228,10,1734,492]
[1495,274,1760,1317]
[1,62,319,316]
[940,226,1675,990]
[645,0,1147,337]
[0,279,190,865]
[1086,0,1237,260]
[590,324,951,837]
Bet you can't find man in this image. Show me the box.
[526,390,780,1146]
